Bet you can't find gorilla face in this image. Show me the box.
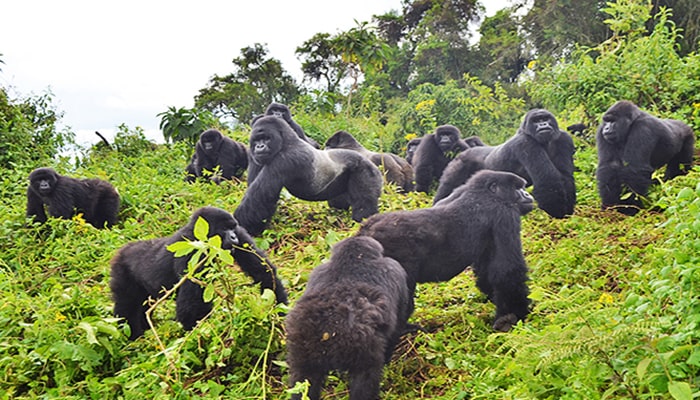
[483,172,534,215]
[600,112,630,144]
[249,124,283,165]
[29,168,58,197]
[434,126,461,152]
[525,109,560,144]
[266,102,290,121]
[199,130,222,153]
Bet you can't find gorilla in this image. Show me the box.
[234,116,383,236]
[264,102,319,149]
[596,100,695,215]
[26,167,120,229]
[359,170,534,332]
[464,135,486,147]
[109,206,288,340]
[325,130,415,192]
[434,109,576,219]
[286,236,412,400]
[185,129,248,184]
[412,125,470,193]
[567,123,587,135]
[404,137,422,165]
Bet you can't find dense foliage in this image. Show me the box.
[1,0,698,398]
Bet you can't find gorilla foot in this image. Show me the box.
[492,313,519,332]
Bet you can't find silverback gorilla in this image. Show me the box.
[109,207,287,340]
[359,170,534,332]
[596,100,695,215]
[325,130,415,192]
[434,109,576,218]
[412,125,470,193]
[185,129,248,183]
[26,167,120,229]
[285,236,412,400]
[234,116,383,236]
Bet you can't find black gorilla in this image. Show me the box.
[264,102,319,148]
[464,135,486,147]
[185,129,248,184]
[404,137,422,165]
[26,167,120,229]
[412,125,470,193]
[434,109,576,218]
[359,170,534,332]
[325,130,415,192]
[596,100,695,215]
[286,236,412,400]
[234,116,383,236]
[109,206,287,340]
[567,123,587,135]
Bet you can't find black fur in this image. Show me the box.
[26,167,119,229]
[286,236,412,400]
[412,125,469,193]
[359,170,534,332]
[596,101,695,215]
[264,102,319,149]
[185,129,248,183]
[109,206,287,340]
[434,109,576,218]
[325,130,415,192]
[234,116,383,236]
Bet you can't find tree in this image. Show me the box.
[157,106,218,146]
[195,44,301,123]
[295,33,349,93]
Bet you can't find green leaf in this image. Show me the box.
[194,217,210,241]
[167,241,195,257]
[203,284,215,303]
[636,357,652,379]
[78,322,98,345]
[667,381,692,400]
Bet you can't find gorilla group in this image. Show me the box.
[185,129,248,184]
[325,130,415,192]
[109,207,288,340]
[411,125,470,193]
[434,109,576,219]
[359,170,534,332]
[596,100,695,215]
[234,116,383,236]
[26,167,120,229]
[285,236,412,400]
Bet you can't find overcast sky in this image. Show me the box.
[1,0,508,146]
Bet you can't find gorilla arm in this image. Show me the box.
[233,168,285,236]
[231,228,288,304]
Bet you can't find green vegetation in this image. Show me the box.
[1,0,698,398]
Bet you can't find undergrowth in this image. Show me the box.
[0,136,697,399]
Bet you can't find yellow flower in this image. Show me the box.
[404,133,418,141]
[598,292,614,305]
[415,99,436,112]
[527,60,537,70]
[55,312,67,322]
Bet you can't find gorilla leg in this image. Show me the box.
[488,264,530,332]
[346,165,381,221]
[175,280,212,331]
[290,369,326,400]
[665,136,695,179]
[348,366,383,400]
[110,268,150,340]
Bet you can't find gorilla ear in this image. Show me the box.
[488,181,498,193]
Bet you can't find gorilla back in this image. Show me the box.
[359,170,534,332]
[234,116,383,235]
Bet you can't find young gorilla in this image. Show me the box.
[325,130,415,192]
[412,125,470,193]
[434,109,576,219]
[234,116,383,236]
[26,167,120,229]
[359,170,534,332]
[109,206,288,340]
[286,236,412,400]
[596,100,695,215]
[185,129,248,184]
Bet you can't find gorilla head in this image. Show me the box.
[435,124,463,152]
[596,100,695,215]
[405,137,422,164]
[525,109,562,144]
[263,102,319,149]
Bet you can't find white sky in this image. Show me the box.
[0,0,509,146]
